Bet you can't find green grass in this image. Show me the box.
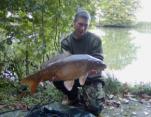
[103,73,124,95]
[0,79,63,113]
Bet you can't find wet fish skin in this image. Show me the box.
[20,54,106,94]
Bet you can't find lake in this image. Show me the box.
[92,24,151,84]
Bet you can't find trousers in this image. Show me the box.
[53,76,105,116]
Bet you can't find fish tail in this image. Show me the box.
[20,74,41,94]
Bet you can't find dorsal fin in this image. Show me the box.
[41,52,71,68]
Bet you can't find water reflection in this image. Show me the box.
[115,31,151,84]
[101,27,138,70]
[92,26,151,84]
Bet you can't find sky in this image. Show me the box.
[136,0,151,22]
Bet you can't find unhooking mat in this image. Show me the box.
[0,102,96,117]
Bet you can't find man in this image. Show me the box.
[53,10,105,116]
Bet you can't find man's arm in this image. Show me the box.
[90,38,104,61]
[61,37,72,55]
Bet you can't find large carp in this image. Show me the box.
[20,54,106,94]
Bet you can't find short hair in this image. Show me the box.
[74,10,91,22]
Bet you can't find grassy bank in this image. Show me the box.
[104,75,151,96]
[1,75,151,112]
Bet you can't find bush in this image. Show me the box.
[129,82,151,96]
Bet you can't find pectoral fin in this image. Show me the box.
[64,80,75,91]
[79,73,88,85]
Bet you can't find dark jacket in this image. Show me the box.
[61,31,104,61]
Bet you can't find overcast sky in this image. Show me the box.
[136,0,151,22]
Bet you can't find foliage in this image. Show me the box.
[103,72,151,97]
[98,0,140,26]
[103,72,124,95]
[129,82,151,96]
[0,0,99,79]
[0,0,140,79]
[0,79,63,112]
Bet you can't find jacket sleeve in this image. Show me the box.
[90,38,104,61]
[61,38,72,54]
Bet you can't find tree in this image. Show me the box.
[98,0,140,27]
[0,0,99,78]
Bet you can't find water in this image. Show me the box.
[115,31,151,84]
[92,25,151,84]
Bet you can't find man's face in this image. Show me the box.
[74,17,89,39]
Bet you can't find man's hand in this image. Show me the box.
[62,49,71,56]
